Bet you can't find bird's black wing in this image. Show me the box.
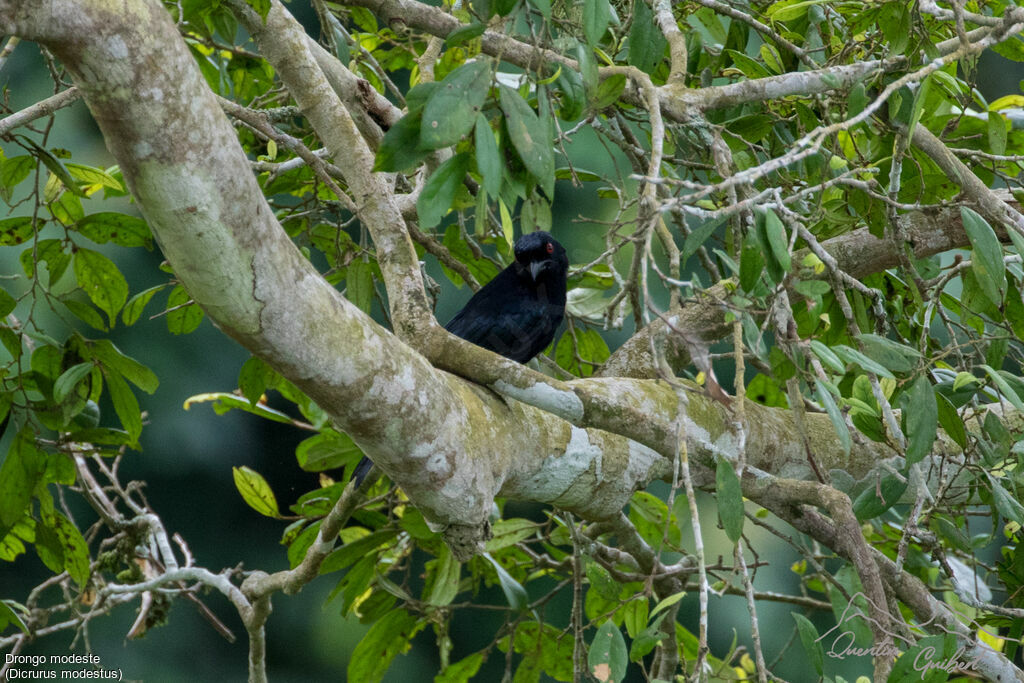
[445,270,562,363]
[447,297,561,362]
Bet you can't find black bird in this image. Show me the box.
[444,230,569,363]
[351,231,568,484]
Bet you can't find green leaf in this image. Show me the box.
[556,68,585,121]
[348,610,424,683]
[375,571,417,604]
[0,429,46,535]
[499,199,514,248]
[816,382,851,456]
[374,111,431,173]
[906,73,931,138]
[0,286,15,318]
[0,155,34,195]
[425,544,461,606]
[629,611,668,661]
[76,212,152,248]
[319,529,399,573]
[879,1,911,53]
[567,263,614,290]
[421,61,492,149]
[45,511,90,587]
[232,466,280,518]
[53,362,93,404]
[64,162,123,191]
[960,207,1005,306]
[346,259,374,314]
[585,557,614,598]
[727,114,775,144]
[521,192,551,233]
[474,113,502,198]
[759,43,783,74]
[0,600,29,634]
[417,152,471,228]
[34,516,65,575]
[405,81,441,114]
[21,137,87,198]
[792,612,824,677]
[555,328,609,377]
[888,634,958,683]
[832,345,895,379]
[22,239,70,285]
[903,375,937,465]
[762,209,792,273]
[329,21,350,64]
[793,280,830,299]
[184,391,297,424]
[238,355,274,405]
[650,590,685,618]
[856,334,921,373]
[739,229,764,292]
[993,34,1024,62]
[295,431,363,472]
[622,597,649,639]
[435,652,485,683]
[89,339,158,393]
[74,247,128,326]
[989,475,1024,525]
[715,455,744,542]
[441,224,500,285]
[485,518,539,551]
[527,0,551,18]
[582,0,612,46]
[102,366,142,444]
[63,298,107,331]
[445,22,486,47]
[980,364,1024,412]
[499,86,554,197]
[48,191,84,225]
[986,336,1009,368]
[809,340,845,374]
[122,284,165,325]
[725,49,773,79]
[936,392,967,449]
[852,475,908,520]
[591,74,626,110]
[484,552,529,610]
[682,218,723,262]
[0,217,36,246]
[165,284,204,334]
[628,0,666,74]
[629,490,681,547]
[0,327,22,360]
[588,620,628,683]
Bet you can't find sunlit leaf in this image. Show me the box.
[232,466,280,518]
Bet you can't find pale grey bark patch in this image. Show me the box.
[492,379,585,422]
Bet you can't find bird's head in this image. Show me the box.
[513,231,568,284]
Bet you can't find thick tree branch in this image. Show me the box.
[225,0,435,342]
[909,124,1024,237]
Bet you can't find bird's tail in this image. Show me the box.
[351,456,374,486]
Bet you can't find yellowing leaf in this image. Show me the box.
[232,466,280,518]
[990,94,1024,110]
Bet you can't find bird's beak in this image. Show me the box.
[529,261,545,281]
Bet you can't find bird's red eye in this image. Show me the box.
[545,242,554,254]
